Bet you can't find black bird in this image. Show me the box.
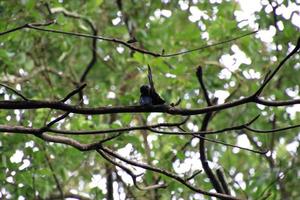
[148,85,165,105]
[140,85,152,105]
[139,66,165,106]
[139,84,165,105]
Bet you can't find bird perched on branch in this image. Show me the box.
[140,65,165,106]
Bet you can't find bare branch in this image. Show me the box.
[196,66,212,106]
[161,30,259,57]
[41,145,64,199]
[0,115,257,136]
[0,24,28,36]
[185,170,202,181]
[216,168,230,195]
[149,126,267,154]
[0,125,41,134]
[97,149,167,191]
[0,118,184,140]
[50,7,98,99]
[45,7,98,90]
[192,133,267,154]
[1,96,300,116]
[99,146,242,200]
[245,123,300,133]
[0,83,29,101]
[46,111,71,128]
[0,22,257,58]
[49,117,189,135]
[60,83,87,102]
[195,65,224,193]
[255,37,300,96]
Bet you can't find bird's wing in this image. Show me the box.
[152,91,165,104]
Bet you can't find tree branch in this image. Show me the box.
[0,83,29,101]
[245,123,300,133]
[0,115,257,137]
[196,66,224,194]
[216,168,230,195]
[99,145,242,200]
[1,96,300,115]
[0,22,257,58]
[97,149,167,191]
[41,145,64,199]
[255,37,300,96]
[60,83,87,102]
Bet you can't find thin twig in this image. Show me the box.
[46,112,70,128]
[191,133,267,154]
[49,117,189,135]
[0,83,29,101]
[0,22,257,58]
[255,37,300,96]
[245,123,300,133]
[60,83,87,102]
[41,145,64,199]
[161,30,259,57]
[0,115,258,136]
[185,170,202,181]
[50,7,98,101]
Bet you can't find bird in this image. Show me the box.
[139,84,165,106]
[139,65,165,106]
[149,86,165,105]
[140,85,153,105]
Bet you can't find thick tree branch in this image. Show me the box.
[1,96,300,115]
[196,66,224,194]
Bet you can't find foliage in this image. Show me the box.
[0,0,299,199]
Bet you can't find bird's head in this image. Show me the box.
[140,85,150,95]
